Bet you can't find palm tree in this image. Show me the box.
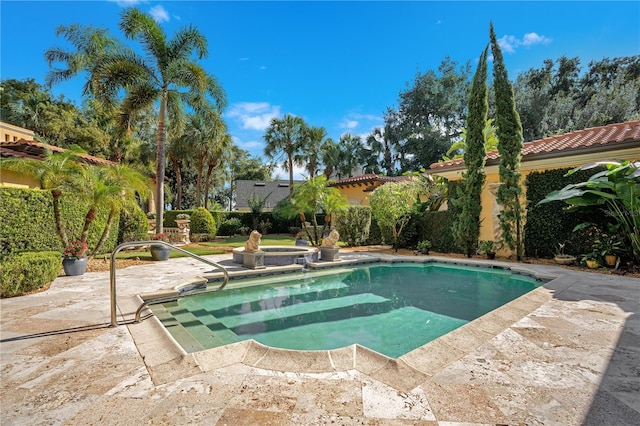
[82,164,150,257]
[321,139,341,179]
[289,175,349,246]
[336,133,362,178]
[50,8,226,233]
[299,125,329,178]
[264,114,306,193]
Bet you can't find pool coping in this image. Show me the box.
[125,255,565,391]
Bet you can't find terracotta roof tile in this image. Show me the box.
[430,120,640,170]
[1,139,116,166]
[330,173,410,187]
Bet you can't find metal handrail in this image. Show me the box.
[109,240,229,327]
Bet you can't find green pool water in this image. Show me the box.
[152,262,543,358]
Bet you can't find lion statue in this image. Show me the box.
[321,229,340,248]
[244,230,262,252]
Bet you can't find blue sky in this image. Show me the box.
[2,1,639,178]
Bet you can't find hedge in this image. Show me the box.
[0,188,118,260]
[524,166,607,258]
[335,206,371,247]
[0,251,61,298]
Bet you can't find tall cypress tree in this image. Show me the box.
[452,46,489,257]
[490,22,525,260]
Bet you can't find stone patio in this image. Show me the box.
[1,253,639,425]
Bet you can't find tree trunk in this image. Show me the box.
[51,190,69,248]
[90,206,117,259]
[155,88,168,234]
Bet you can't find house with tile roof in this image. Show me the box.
[329,174,411,206]
[429,120,640,249]
[0,121,156,211]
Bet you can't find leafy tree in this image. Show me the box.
[369,180,422,251]
[383,57,472,173]
[490,23,525,260]
[452,46,489,258]
[335,133,363,178]
[263,114,306,193]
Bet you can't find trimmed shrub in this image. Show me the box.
[217,217,243,236]
[335,206,372,247]
[1,251,61,298]
[418,211,459,253]
[118,205,150,243]
[189,207,217,236]
[163,210,193,228]
[0,188,118,260]
[524,167,606,258]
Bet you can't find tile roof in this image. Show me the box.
[0,139,116,166]
[430,120,640,171]
[330,173,410,187]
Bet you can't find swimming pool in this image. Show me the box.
[151,261,544,358]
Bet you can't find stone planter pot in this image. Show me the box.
[150,245,171,261]
[320,247,340,262]
[62,256,87,276]
[295,239,310,246]
[554,255,576,265]
[604,254,618,267]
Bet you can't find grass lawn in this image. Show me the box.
[200,234,296,247]
[96,234,296,260]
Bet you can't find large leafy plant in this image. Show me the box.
[539,160,639,263]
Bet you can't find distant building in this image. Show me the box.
[235,180,303,212]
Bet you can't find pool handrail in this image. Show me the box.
[109,240,229,327]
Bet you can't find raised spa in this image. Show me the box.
[151,261,545,358]
[232,245,319,266]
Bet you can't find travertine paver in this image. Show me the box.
[1,253,639,425]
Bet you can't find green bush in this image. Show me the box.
[217,217,243,236]
[118,205,150,243]
[0,188,118,260]
[524,167,606,258]
[418,211,459,253]
[335,206,372,247]
[163,210,193,228]
[0,251,61,298]
[189,207,217,236]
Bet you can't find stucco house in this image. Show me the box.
[429,119,640,249]
[329,174,411,206]
[0,121,156,211]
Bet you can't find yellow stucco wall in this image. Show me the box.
[337,185,372,206]
[1,122,35,142]
[433,147,640,255]
[0,170,39,188]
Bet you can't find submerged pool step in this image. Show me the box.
[153,308,207,353]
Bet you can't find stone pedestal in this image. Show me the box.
[320,247,340,262]
[243,250,266,269]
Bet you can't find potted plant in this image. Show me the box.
[150,233,171,261]
[62,239,89,276]
[595,237,622,267]
[478,240,496,259]
[295,230,309,246]
[581,251,601,269]
[554,242,576,265]
[416,240,432,255]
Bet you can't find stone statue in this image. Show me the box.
[244,230,262,252]
[321,229,340,248]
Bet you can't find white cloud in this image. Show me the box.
[498,32,552,54]
[522,32,552,47]
[232,135,263,151]
[226,102,281,131]
[149,5,170,23]
[340,120,359,130]
[272,164,307,181]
